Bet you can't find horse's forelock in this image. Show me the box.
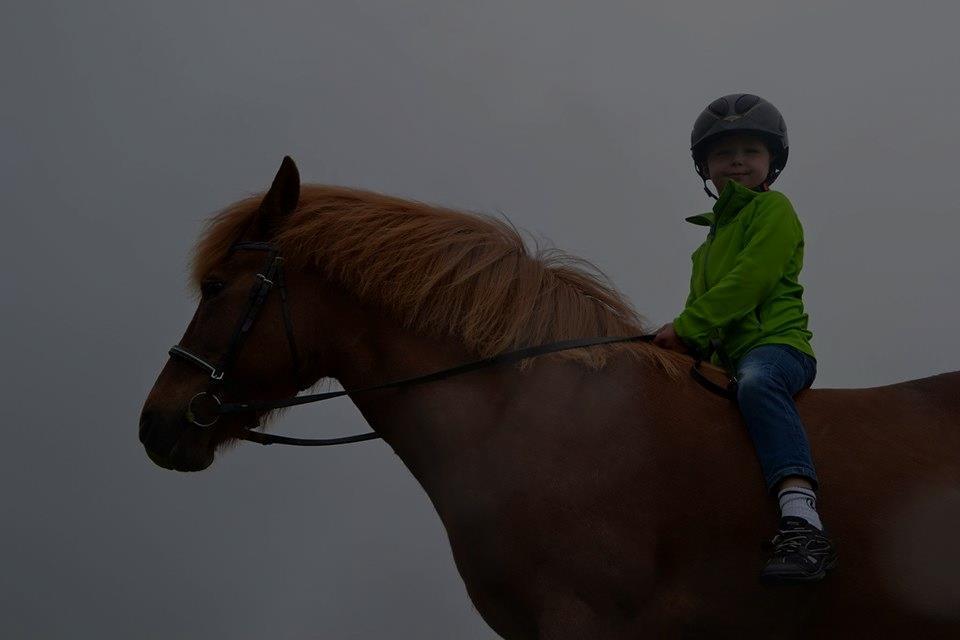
[189,193,264,293]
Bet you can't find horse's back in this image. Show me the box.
[803,368,960,406]
[797,369,960,460]
[796,368,960,494]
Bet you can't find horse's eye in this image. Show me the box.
[200,280,225,299]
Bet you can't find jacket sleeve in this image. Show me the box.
[673,194,802,353]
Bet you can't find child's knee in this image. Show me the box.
[736,363,787,401]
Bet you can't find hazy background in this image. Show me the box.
[4,1,959,637]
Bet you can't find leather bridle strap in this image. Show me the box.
[275,260,303,386]
[217,251,284,382]
[224,334,737,447]
[224,334,656,415]
[239,429,382,447]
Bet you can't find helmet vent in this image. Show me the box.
[734,94,760,113]
[707,98,729,117]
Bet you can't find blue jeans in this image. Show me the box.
[734,343,818,494]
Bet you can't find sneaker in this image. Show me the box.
[760,516,838,584]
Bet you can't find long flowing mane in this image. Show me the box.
[191,185,686,377]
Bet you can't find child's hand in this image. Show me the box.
[653,322,691,354]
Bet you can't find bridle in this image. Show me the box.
[168,242,736,447]
[169,241,302,424]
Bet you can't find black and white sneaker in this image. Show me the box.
[760,516,838,584]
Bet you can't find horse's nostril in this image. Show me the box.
[138,410,179,455]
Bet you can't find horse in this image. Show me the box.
[139,157,960,638]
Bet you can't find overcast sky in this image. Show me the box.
[4,1,959,638]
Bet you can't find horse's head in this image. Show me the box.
[139,157,339,471]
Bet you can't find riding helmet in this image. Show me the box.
[690,93,789,189]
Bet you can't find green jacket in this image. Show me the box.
[673,179,815,371]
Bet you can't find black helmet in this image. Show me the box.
[690,93,789,195]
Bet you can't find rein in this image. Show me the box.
[169,242,736,447]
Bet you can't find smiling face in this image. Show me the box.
[704,133,772,193]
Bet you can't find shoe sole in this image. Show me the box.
[760,555,838,585]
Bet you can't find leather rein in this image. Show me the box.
[168,242,737,447]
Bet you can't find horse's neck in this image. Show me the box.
[331,317,500,485]
[328,313,688,517]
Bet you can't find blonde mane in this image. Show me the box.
[191,184,685,378]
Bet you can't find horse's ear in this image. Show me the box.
[256,156,300,238]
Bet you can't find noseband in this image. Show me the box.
[169,242,736,447]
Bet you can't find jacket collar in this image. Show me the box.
[685,179,764,227]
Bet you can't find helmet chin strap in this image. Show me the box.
[702,177,719,200]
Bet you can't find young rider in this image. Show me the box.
[653,93,837,583]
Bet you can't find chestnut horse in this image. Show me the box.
[140,157,960,638]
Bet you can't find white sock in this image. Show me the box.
[777,486,823,531]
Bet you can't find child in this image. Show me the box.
[653,93,837,583]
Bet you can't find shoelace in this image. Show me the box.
[766,525,831,559]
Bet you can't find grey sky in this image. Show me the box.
[4,1,959,637]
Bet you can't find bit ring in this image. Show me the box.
[186,392,222,428]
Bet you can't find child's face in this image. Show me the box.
[705,133,772,193]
